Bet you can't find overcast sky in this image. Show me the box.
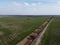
[0,0,60,15]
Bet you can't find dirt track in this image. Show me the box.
[16,17,53,45]
[31,19,53,45]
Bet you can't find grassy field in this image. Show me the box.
[40,17,60,45]
[0,16,49,45]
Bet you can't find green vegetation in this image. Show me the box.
[40,17,60,45]
[0,16,49,45]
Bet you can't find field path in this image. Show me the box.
[31,19,53,45]
[16,17,53,45]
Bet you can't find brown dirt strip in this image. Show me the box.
[31,19,53,45]
[16,17,53,45]
[16,23,47,45]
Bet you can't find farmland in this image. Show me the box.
[40,17,60,45]
[0,16,49,45]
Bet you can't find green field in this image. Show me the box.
[40,17,60,45]
[0,16,49,45]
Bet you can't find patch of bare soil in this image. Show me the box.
[0,31,4,36]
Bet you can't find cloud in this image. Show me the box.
[31,3,37,6]
[12,1,21,6]
[1,1,60,15]
[24,2,30,6]
[57,1,60,5]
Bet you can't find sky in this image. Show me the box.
[0,0,60,15]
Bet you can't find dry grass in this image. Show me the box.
[0,31,4,36]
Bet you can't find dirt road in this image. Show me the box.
[17,18,53,45]
[32,19,53,45]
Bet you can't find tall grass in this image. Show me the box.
[40,18,60,45]
[0,16,49,45]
